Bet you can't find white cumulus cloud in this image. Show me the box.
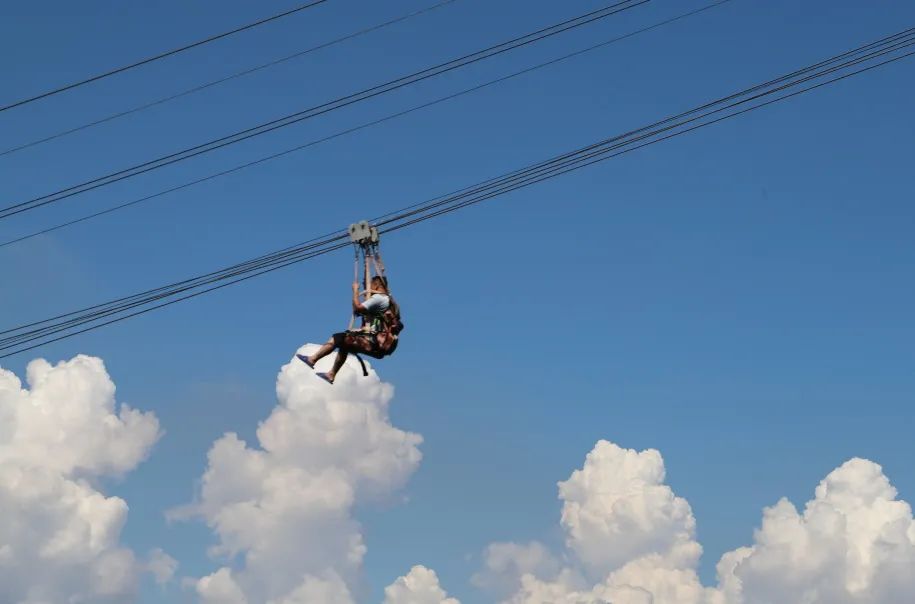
[147,547,179,585]
[384,565,460,604]
[472,541,561,598]
[558,441,699,577]
[0,355,162,603]
[478,440,915,604]
[717,457,915,603]
[490,440,714,604]
[196,567,248,604]
[178,344,423,603]
[266,571,355,604]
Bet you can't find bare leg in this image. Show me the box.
[326,350,349,382]
[307,336,337,365]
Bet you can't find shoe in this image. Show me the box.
[316,372,334,385]
[296,354,315,369]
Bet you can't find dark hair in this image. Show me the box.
[371,275,389,290]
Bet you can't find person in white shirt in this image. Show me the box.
[297,275,391,383]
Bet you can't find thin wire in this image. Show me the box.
[0,242,353,357]
[1,29,912,356]
[4,34,909,344]
[0,231,350,336]
[385,46,915,234]
[0,0,459,158]
[370,28,915,228]
[0,0,331,114]
[0,0,647,220]
[3,33,909,346]
[0,0,729,249]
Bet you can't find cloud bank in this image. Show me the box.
[384,565,460,604]
[479,440,915,604]
[6,350,910,604]
[0,355,162,602]
[179,344,427,603]
[717,456,915,603]
[174,348,914,604]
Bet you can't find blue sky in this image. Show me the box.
[2,0,915,602]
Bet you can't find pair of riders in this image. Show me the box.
[297,275,400,384]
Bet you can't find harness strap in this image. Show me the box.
[348,245,361,331]
[342,231,395,378]
[364,245,371,302]
[353,354,369,377]
[373,247,387,276]
[370,251,384,281]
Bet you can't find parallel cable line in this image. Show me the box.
[0,0,731,249]
[1,27,912,357]
[0,0,459,158]
[377,33,915,229]
[0,0,331,114]
[5,31,908,344]
[5,30,912,345]
[0,0,648,220]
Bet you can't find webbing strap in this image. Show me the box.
[364,246,371,301]
[343,234,391,376]
[373,247,387,277]
[348,244,360,331]
[370,251,384,281]
[353,354,369,377]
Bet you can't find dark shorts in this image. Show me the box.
[333,331,384,359]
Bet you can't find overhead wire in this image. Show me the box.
[3,28,913,347]
[0,0,460,158]
[376,29,915,230]
[1,26,913,358]
[0,0,648,221]
[0,0,331,114]
[0,0,732,250]
[3,29,914,344]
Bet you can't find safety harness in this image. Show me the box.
[346,221,404,376]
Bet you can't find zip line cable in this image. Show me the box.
[3,28,913,350]
[379,49,915,236]
[0,0,331,114]
[0,0,731,250]
[3,28,913,348]
[1,27,912,358]
[0,0,459,158]
[375,31,915,228]
[0,0,647,221]
[0,0,644,219]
